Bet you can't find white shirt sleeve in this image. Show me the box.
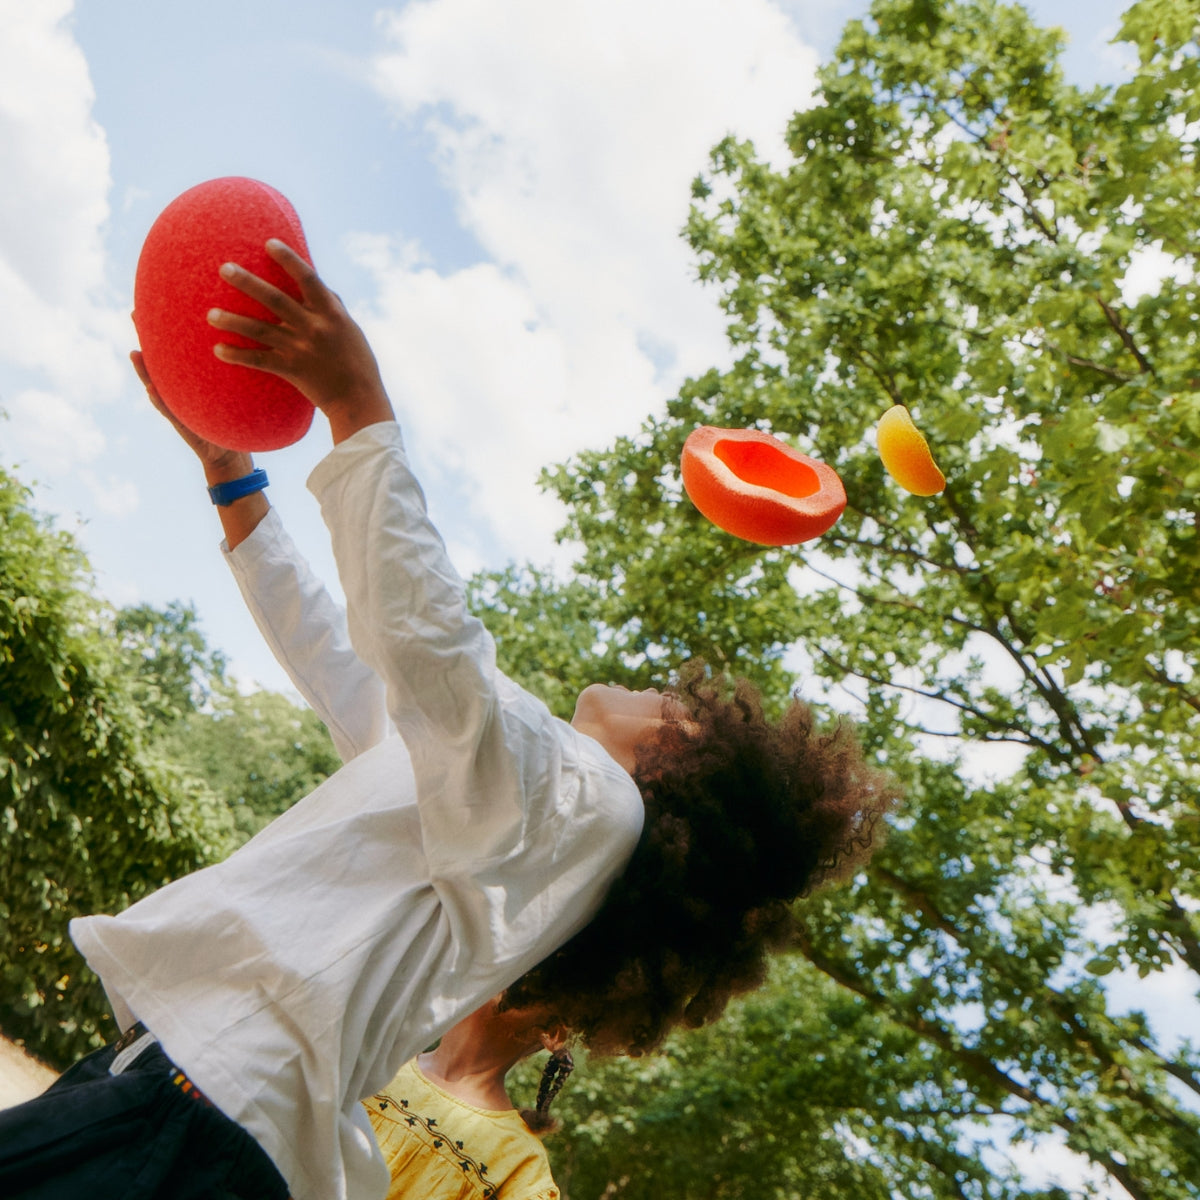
[222,507,392,763]
[306,422,564,870]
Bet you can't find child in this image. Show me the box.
[364,997,570,1200]
[0,242,895,1200]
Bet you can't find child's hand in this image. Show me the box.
[133,348,268,547]
[131,349,254,483]
[207,240,395,444]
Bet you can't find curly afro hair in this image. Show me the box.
[501,663,898,1056]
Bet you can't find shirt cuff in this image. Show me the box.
[220,505,286,564]
[306,420,406,500]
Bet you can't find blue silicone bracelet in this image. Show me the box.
[208,468,269,507]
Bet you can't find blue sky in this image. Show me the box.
[3,1,1192,1188]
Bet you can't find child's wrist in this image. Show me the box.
[325,391,396,445]
[204,453,256,486]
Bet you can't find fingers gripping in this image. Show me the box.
[131,350,177,422]
[200,238,385,420]
[130,349,154,393]
[266,238,324,301]
[209,307,284,346]
[214,340,276,371]
[217,260,303,324]
[210,240,323,372]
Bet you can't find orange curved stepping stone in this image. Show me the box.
[876,405,945,495]
[681,426,847,546]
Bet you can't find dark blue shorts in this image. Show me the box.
[0,1029,289,1200]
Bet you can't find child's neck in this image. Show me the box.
[417,1002,543,1112]
[417,1044,514,1111]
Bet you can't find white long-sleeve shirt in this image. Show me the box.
[70,422,644,1200]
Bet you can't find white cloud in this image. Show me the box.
[6,388,104,473]
[0,0,108,302]
[996,1124,1125,1200]
[1087,18,1139,83]
[0,0,126,472]
[348,233,666,554]
[79,468,139,517]
[0,259,125,403]
[363,0,819,561]
[1120,240,1194,305]
[1104,956,1200,1061]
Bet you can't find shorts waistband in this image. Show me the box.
[107,1021,215,1109]
[109,1021,157,1076]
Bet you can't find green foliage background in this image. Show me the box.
[1,473,230,1066]
[496,0,1200,1195]
[0,474,337,1068]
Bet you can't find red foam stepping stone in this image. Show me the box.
[134,177,315,452]
[681,426,846,545]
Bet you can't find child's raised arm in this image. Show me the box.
[133,346,390,762]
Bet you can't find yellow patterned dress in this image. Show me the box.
[364,1060,560,1200]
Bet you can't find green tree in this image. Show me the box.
[110,598,341,844]
[0,469,236,1068]
[154,684,340,843]
[487,1,1200,1195]
[519,952,1078,1200]
[1,474,340,1066]
[113,600,228,728]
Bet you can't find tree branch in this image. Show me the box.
[793,924,1174,1200]
[1037,334,1138,383]
[1146,663,1200,715]
[848,346,905,407]
[800,560,985,636]
[812,645,1064,758]
[936,485,1102,762]
[873,866,1200,1106]
[1094,295,1155,377]
[931,101,1061,242]
[830,518,968,578]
